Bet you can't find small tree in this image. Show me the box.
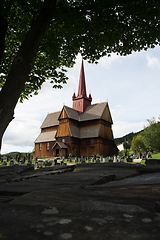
[142,118,160,151]
[131,135,146,153]
[123,141,131,156]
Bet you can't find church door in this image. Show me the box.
[56,149,59,156]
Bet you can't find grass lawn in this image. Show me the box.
[148,152,160,159]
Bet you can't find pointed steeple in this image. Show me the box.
[78,60,87,97]
[72,60,92,114]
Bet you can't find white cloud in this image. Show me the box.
[111,105,126,120]
[112,121,146,138]
[98,53,121,69]
[146,55,160,69]
[1,112,41,154]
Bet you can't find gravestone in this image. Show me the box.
[104,157,109,163]
[113,155,117,163]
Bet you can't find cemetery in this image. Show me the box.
[0,151,158,170]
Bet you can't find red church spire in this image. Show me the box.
[78,60,87,97]
[72,60,92,114]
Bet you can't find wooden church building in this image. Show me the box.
[34,61,118,158]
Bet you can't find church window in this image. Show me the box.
[46,142,50,150]
[90,139,94,147]
[39,143,42,151]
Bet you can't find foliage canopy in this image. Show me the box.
[132,118,160,152]
[123,141,131,156]
[131,134,146,153]
[142,118,160,151]
[1,0,160,101]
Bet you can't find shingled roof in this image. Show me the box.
[52,141,67,149]
[80,102,108,121]
[69,125,80,138]
[34,131,57,143]
[69,124,100,139]
[80,125,100,138]
[38,102,112,139]
[62,106,79,121]
[41,111,60,129]
[62,102,110,123]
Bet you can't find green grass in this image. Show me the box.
[140,159,146,165]
[148,152,160,159]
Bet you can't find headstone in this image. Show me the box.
[120,157,124,163]
[113,155,117,163]
[82,159,85,164]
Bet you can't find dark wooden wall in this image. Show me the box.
[34,141,55,159]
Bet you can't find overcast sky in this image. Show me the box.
[1,46,160,154]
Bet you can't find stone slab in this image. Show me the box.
[0,163,160,239]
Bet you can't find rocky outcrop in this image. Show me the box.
[0,163,160,239]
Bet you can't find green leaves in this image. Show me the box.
[142,118,160,151]
[131,134,146,153]
[1,0,160,100]
[132,117,160,152]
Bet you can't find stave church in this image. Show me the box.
[34,60,118,158]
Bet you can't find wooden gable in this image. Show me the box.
[58,107,68,120]
[56,122,71,138]
[56,107,71,138]
[99,124,114,140]
[101,103,113,124]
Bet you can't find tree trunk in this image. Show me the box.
[0,15,8,64]
[0,0,57,151]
